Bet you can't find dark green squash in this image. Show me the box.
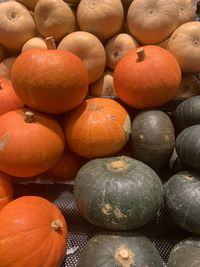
[168,238,200,266]
[164,170,200,235]
[74,156,163,230]
[131,109,175,169]
[175,125,200,172]
[77,232,164,267]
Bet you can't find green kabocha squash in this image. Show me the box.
[131,109,175,169]
[74,156,163,230]
[165,170,200,235]
[168,238,200,266]
[175,125,200,172]
[77,232,164,267]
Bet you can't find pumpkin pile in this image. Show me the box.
[0,0,200,266]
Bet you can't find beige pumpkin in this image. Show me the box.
[58,31,106,84]
[34,0,77,42]
[175,0,196,26]
[127,0,179,44]
[90,70,116,97]
[157,37,170,49]
[167,21,200,73]
[22,37,47,52]
[0,57,16,80]
[105,33,139,70]
[14,0,39,10]
[77,0,124,41]
[0,2,36,51]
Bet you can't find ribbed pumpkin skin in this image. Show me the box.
[74,156,163,230]
[77,232,163,267]
[0,196,68,267]
[11,48,88,114]
[165,170,200,235]
[0,108,65,177]
[0,171,13,210]
[168,238,200,267]
[131,110,175,169]
[175,125,200,172]
[113,45,181,109]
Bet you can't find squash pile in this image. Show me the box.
[0,0,200,266]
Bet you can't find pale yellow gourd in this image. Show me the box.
[127,0,179,44]
[34,0,77,42]
[0,57,16,80]
[76,0,124,41]
[105,33,139,70]
[58,31,106,84]
[14,0,39,10]
[175,0,196,26]
[167,21,200,73]
[21,37,47,52]
[0,2,36,51]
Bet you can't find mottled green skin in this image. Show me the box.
[74,156,163,230]
[131,109,175,169]
[77,232,164,267]
[168,238,200,267]
[165,170,200,234]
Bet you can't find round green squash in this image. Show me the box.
[175,125,200,172]
[131,109,175,169]
[77,232,164,267]
[168,238,200,266]
[165,170,200,235]
[74,156,163,230]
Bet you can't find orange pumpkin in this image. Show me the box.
[0,108,65,177]
[0,171,13,211]
[11,44,88,114]
[113,45,181,109]
[0,77,24,116]
[0,195,68,267]
[63,97,131,158]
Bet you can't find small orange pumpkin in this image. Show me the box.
[113,45,181,109]
[63,97,131,158]
[0,171,13,211]
[0,195,68,267]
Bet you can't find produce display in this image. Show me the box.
[0,0,199,266]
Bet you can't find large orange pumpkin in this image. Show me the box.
[0,171,13,211]
[10,44,88,114]
[63,97,131,158]
[0,77,24,116]
[113,45,181,109]
[0,108,65,177]
[0,195,68,267]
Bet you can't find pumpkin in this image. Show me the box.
[74,156,163,230]
[168,238,200,266]
[127,0,179,45]
[63,97,131,158]
[157,37,170,49]
[0,1,36,51]
[0,108,65,177]
[175,0,196,26]
[21,37,47,52]
[0,195,68,267]
[105,33,139,70]
[0,171,13,211]
[167,21,200,73]
[113,45,181,109]
[76,0,124,41]
[77,232,164,267]
[11,39,88,114]
[90,70,116,97]
[131,110,175,169]
[0,77,24,116]
[14,0,39,10]
[0,57,16,80]
[164,170,200,235]
[34,0,77,42]
[58,31,106,84]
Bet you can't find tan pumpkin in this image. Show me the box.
[34,0,77,42]
[105,33,139,70]
[0,57,16,80]
[22,37,47,52]
[127,0,179,44]
[0,171,13,211]
[76,0,124,41]
[14,0,39,10]
[175,0,196,26]
[157,37,170,49]
[58,31,106,84]
[90,70,116,97]
[0,1,36,51]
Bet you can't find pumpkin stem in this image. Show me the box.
[24,111,35,123]
[118,249,129,259]
[45,37,57,50]
[51,219,63,231]
[136,48,145,62]
[115,246,134,266]
[108,160,127,171]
